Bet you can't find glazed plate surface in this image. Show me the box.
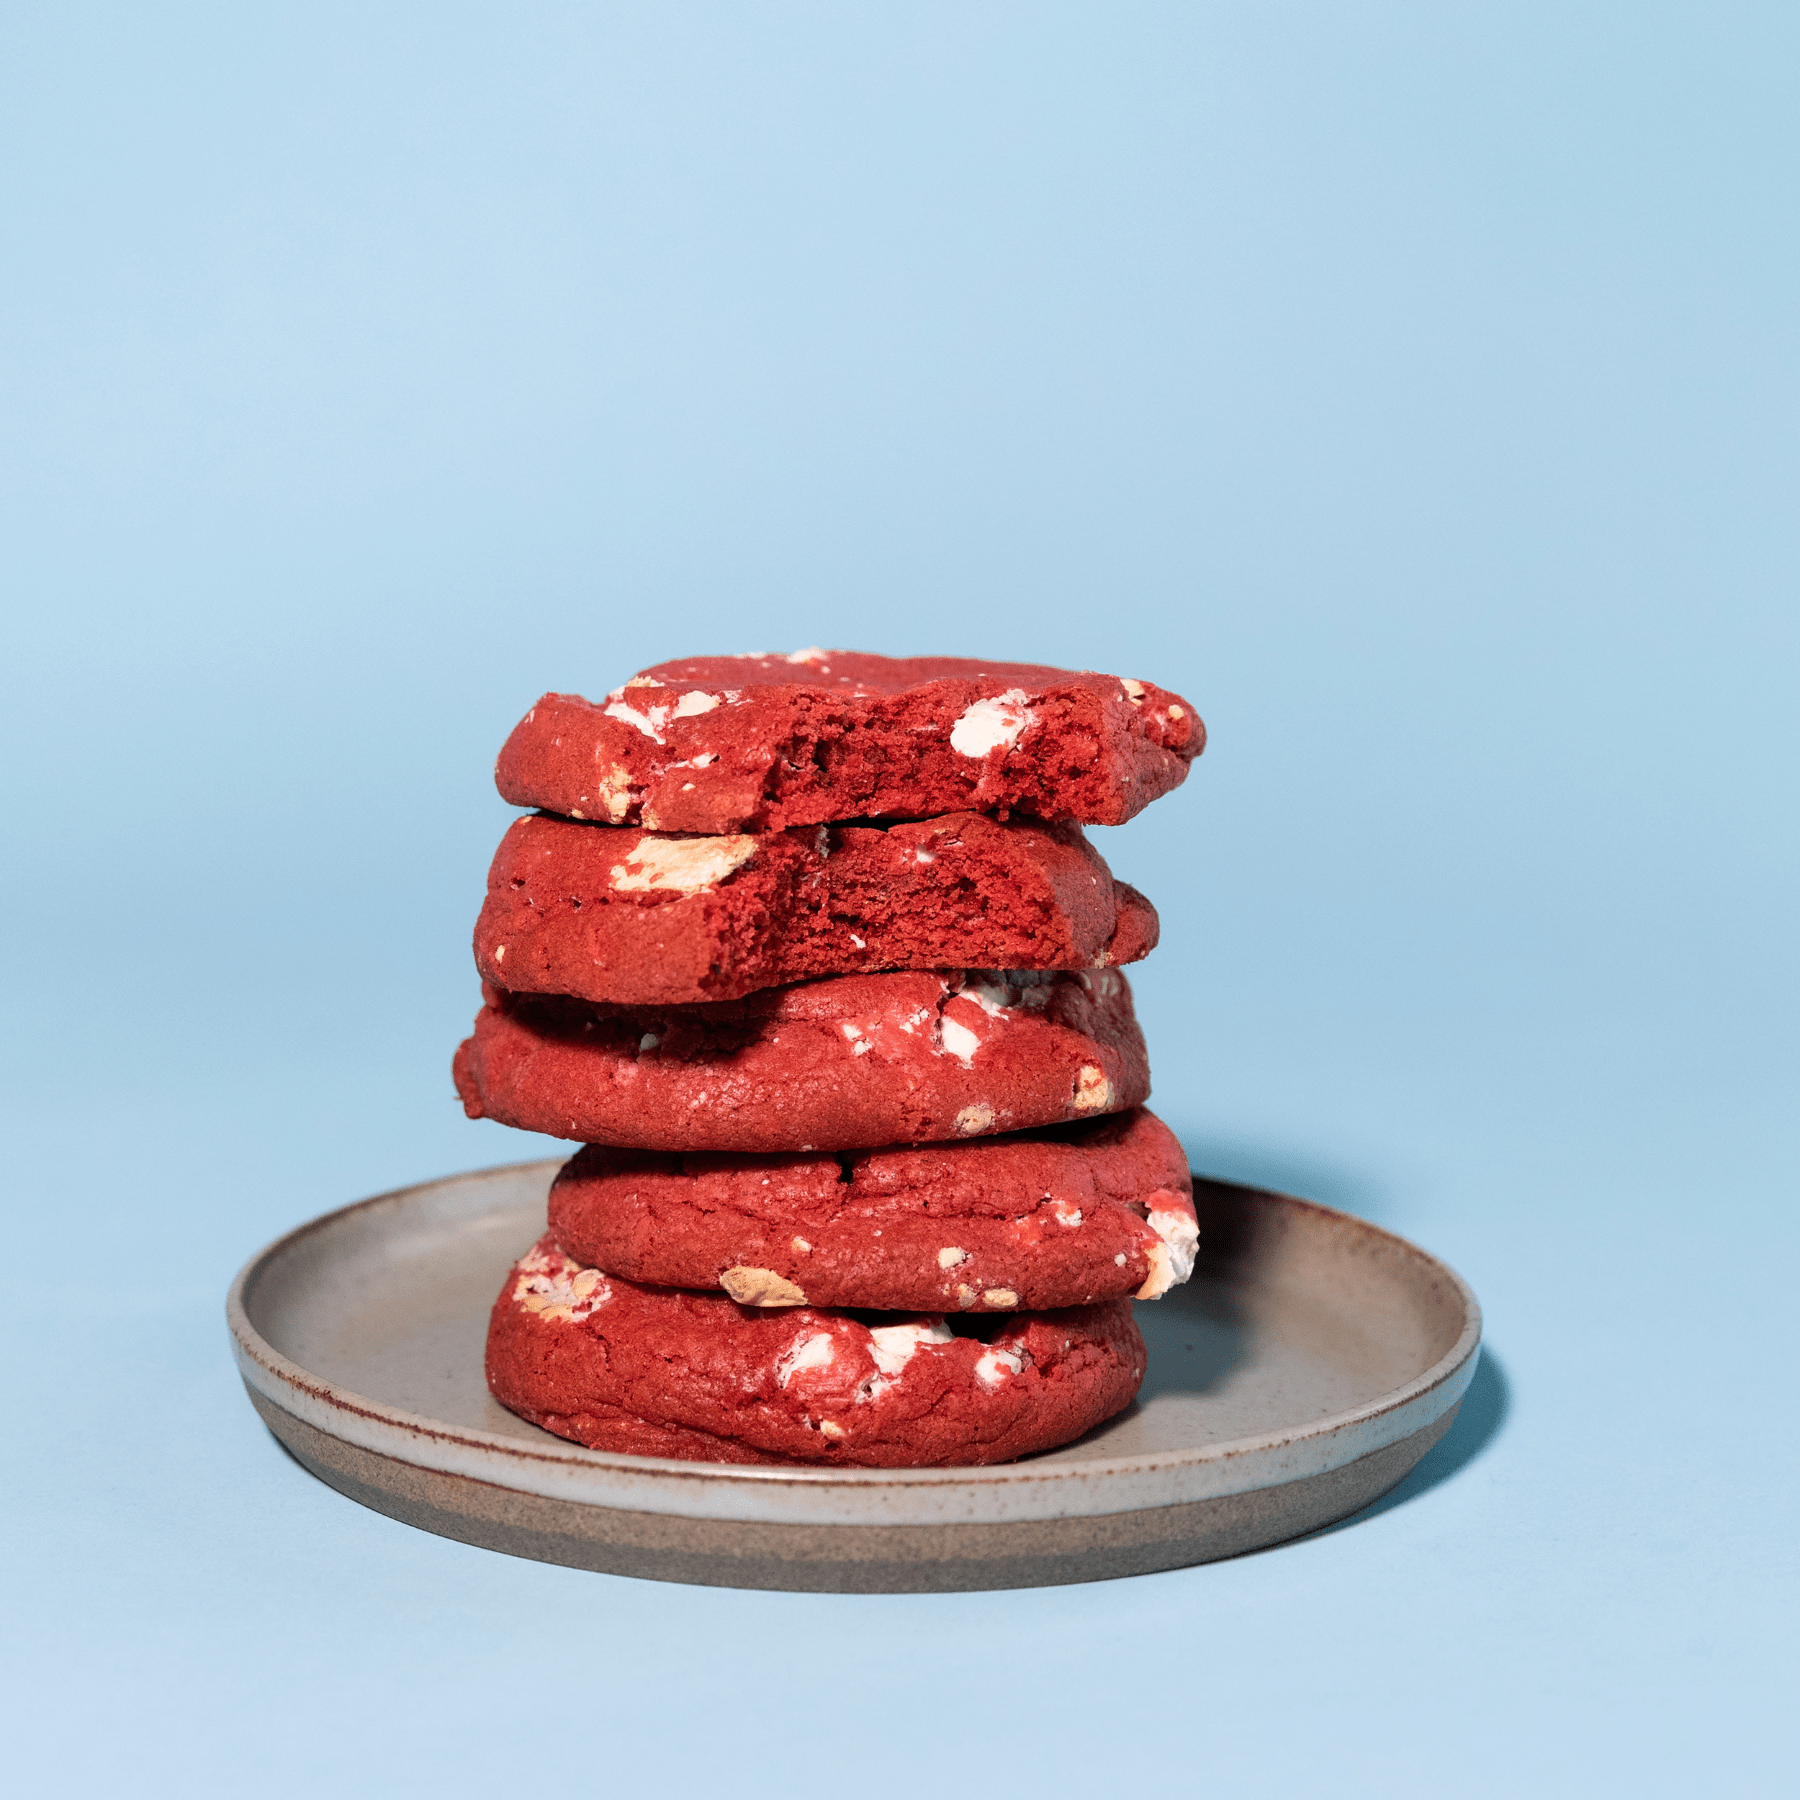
[228,1159,1479,1591]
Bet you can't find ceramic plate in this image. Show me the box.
[228,1159,1480,1592]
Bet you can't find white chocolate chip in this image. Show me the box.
[1120,678,1146,704]
[954,1103,996,1135]
[672,690,721,718]
[982,1288,1019,1308]
[792,1236,812,1253]
[938,1247,970,1269]
[492,945,506,964]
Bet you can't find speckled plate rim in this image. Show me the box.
[227,1158,1481,1530]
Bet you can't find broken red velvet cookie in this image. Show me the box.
[486,1234,1146,1467]
[494,648,1202,833]
[453,968,1150,1152]
[547,1107,1198,1313]
[475,809,1158,1006]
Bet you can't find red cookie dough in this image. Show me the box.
[486,1234,1146,1467]
[454,968,1149,1152]
[548,1107,1199,1312]
[494,648,1202,833]
[475,809,1158,1007]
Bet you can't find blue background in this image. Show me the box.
[3,4,1794,1794]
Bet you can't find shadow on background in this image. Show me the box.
[1308,1347,1512,1540]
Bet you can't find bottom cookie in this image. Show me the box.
[487,1235,1145,1468]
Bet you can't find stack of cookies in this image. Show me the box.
[456,649,1205,1468]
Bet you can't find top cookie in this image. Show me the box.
[494,648,1203,832]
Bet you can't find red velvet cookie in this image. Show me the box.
[486,1234,1146,1467]
[454,968,1149,1152]
[475,809,1158,1007]
[547,1107,1198,1311]
[494,649,1202,833]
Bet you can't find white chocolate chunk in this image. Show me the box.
[861,1319,954,1400]
[609,834,756,894]
[938,1017,980,1065]
[949,689,1034,758]
[955,1103,996,1135]
[672,690,721,718]
[603,699,673,741]
[723,1267,808,1307]
[982,1288,1019,1308]
[957,978,1014,1018]
[974,1343,1027,1389]
[1071,1065,1113,1111]
[1135,1194,1200,1299]
[775,1330,836,1386]
[593,761,634,823]
[938,1247,970,1269]
[512,1243,611,1323]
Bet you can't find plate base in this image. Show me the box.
[248,1385,1460,1591]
